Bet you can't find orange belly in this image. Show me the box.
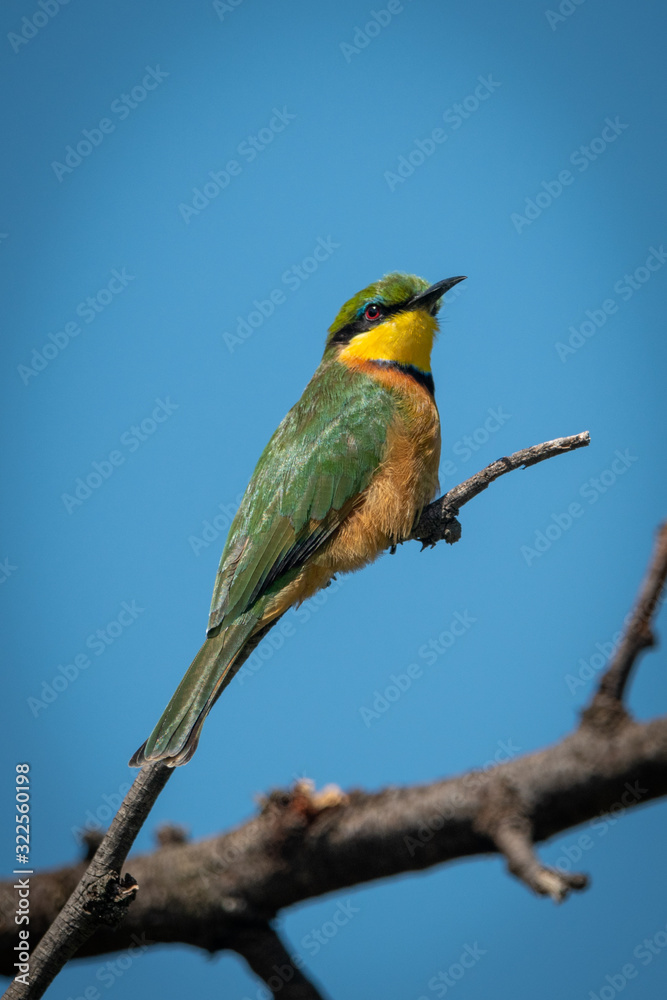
[262,366,440,620]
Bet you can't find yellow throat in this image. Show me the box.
[338,309,437,373]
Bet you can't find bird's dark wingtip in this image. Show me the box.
[128,731,201,769]
[128,741,149,768]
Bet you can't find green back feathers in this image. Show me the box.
[207,361,397,633]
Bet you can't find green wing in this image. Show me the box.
[207,360,397,634]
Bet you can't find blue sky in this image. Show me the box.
[2,0,666,997]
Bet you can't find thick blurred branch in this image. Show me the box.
[1,712,666,971]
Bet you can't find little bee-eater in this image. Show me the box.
[130,272,465,767]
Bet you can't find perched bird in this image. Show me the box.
[130,271,465,767]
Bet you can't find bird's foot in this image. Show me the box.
[414,506,462,549]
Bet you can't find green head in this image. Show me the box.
[327,273,429,341]
[324,271,466,370]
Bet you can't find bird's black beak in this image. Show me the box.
[410,275,467,313]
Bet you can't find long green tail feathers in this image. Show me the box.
[129,616,258,768]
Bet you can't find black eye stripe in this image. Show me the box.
[329,297,413,345]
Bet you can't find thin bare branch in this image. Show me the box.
[412,431,590,547]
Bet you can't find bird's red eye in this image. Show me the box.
[364,303,382,321]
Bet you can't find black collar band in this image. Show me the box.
[368,359,435,396]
